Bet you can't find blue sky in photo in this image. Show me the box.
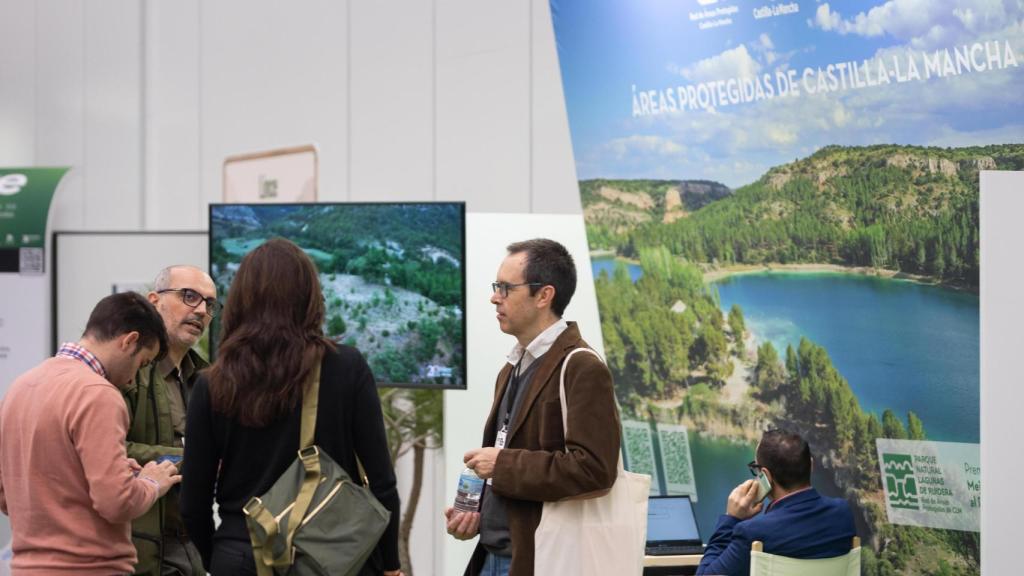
[550,0,1024,188]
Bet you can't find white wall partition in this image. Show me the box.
[0,0,579,232]
[979,170,1024,575]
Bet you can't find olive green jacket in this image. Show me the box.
[123,348,207,576]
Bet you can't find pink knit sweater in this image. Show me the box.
[0,356,159,575]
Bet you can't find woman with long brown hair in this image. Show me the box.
[181,238,402,576]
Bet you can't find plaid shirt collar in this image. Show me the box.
[56,342,108,379]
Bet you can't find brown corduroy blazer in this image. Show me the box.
[464,322,622,576]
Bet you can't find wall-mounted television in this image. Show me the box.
[209,202,466,389]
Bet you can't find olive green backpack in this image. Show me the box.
[242,357,391,576]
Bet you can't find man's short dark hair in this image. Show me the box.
[756,429,811,490]
[83,292,168,362]
[507,238,577,317]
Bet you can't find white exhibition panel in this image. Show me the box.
[980,170,1024,575]
[0,272,48,413]
[0,271,46,549]
[53,232,208,350]
[1,0,579,233]
[443,212,601,575]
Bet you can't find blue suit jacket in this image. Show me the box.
[696,488,856,576]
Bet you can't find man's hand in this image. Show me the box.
[444,506,480,540]
[127,458,142,474]
[139,460,182,498]
[726,479,764,520]
[464,447,500,480]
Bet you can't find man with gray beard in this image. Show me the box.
[123,265,219,576]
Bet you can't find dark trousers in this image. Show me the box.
[208,537,384,575]
[161,534,205,576]
[209,538,256,576]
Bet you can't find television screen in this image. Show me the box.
[209,202,466,389]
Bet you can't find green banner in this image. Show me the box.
[0,168,69,273]
[0,168,68,247]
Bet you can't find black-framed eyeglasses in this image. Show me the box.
[747,461,765,477]
[491,281,543,298]
[157,288,221,317]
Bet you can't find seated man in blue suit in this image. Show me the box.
[697,429,856,576]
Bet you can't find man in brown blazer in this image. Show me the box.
[444,238,621,576]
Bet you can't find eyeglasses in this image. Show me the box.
[747,461,765,477]
[157,288,221,317]
[491,281,543,298]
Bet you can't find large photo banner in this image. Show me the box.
[550,1,1023,573]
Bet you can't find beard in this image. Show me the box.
[174,317,205,347]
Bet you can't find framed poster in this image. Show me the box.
[222,144,317,203]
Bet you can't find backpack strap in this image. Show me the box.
[251,354,324,572]
[299,356,321,449]
[282,355,323,563]
[246,504,277,576]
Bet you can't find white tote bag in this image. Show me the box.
[534,347,651,576]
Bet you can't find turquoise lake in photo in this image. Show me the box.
[592,258,979,538]
[713,271,979,444]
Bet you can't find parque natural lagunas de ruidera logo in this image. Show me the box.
[883,453,920,511]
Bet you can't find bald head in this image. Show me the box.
[153,265,209,292]
[148,265,217,364]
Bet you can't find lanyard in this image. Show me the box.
[502,357,525,427]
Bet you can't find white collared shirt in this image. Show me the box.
[506,318,569,373]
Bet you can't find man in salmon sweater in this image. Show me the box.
[0,292,182,575]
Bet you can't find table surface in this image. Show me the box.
[644,554,703,567]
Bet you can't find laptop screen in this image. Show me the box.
[647,495,701,544]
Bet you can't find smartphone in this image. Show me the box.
[755,470,772,502]
[156,455,183,466]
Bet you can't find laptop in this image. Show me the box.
[645,495,705,556]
